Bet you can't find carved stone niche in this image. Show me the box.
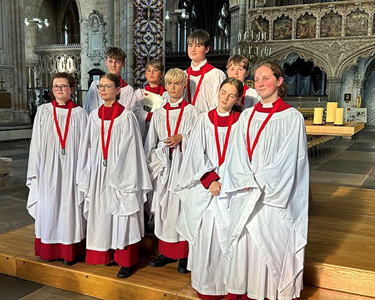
[86,10,107,66]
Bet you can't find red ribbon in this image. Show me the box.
[166,101,186,153]
[52,100,74,154]
[214,110,234,166]
[241,85,249,107]
[246,99,281,162]
[187,63,208,106]
[101,102,119,164]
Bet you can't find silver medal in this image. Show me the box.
[103,160,107,167]
[61,149,65,155]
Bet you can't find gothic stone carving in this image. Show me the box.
[86,10,107,66]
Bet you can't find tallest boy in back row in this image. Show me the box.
[185,30,225,112]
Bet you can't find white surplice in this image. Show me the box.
[78,108,152,251]
[83,80,135,114]
[221,104,309,300]
[173,110,239,296]
[27,103,88,244]
[144,98,200,242]
[243,86,260,109]
[184,60,226,112]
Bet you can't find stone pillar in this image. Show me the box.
[0,0,30,125]
[230,5,239,55]
[326,77,342,102]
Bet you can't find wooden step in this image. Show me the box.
[0,184,375,299]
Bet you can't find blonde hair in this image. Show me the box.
[226,55,250,71]
[164,68,187,86]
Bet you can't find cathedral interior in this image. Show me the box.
[0,0,375,299]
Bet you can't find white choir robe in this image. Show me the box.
[243,86,261,109]
[77,109,152,252]
[27,103,88,245]
[220,104,309,300]
[173,110,240,296]
[83,80,135,114]
[184,59,226,112]
[144,98,200,243]
[132,88,168,143]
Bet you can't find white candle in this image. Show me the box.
[244,32,247,40]
[326,102,338,123]
[238,32,241,42]
[334,108,344,125]
[251,30,254,39]
[313,108,323,125]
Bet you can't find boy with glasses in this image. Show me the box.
[27,72,87,265]
[83,47,135,114]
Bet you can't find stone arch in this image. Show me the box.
[337,44,375,77]
[273,48,330,77]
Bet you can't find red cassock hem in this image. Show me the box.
[227,294,298,300]
[159,240,188,259]
[34,238,86,262]
[85,243,139,267]
[197,291,226,300]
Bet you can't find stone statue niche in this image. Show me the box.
[86,10,107,66]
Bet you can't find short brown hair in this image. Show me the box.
[254,60,288,98]
[145,59,164,72]
[100,73,121,100]
[52,72,75,88]
[106,47,126,62]
[187,29,210,48]
[226,55,250,71]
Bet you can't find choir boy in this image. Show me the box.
[185,29,225,112]
[83,47,135,114]
[132,59,166,142]
[226,54,260,109]
[145,68,199,273]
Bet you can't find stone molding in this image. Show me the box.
[245,0,375,77]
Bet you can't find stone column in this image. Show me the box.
[326,77,342,102]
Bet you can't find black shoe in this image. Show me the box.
[149,255,177,267]
[42,259,57,262]
[62,260,76,266]
[117,266,134,279]
[178,258,190,274]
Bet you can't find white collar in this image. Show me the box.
[191,59,207,71]
[216,107,230,116]
[168,97,183,107]
[261,102,274,108]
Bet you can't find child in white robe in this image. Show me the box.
[221,61,309,300]
[27,72,87,265]
[185,29,225,112]
[132,59,166,143]
[145,68,200,273]
[78,73,152,278]
[83,47,135,114]
[226,55,260,109]
[174,78,243,299]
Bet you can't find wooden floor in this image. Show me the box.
[0,184,374,300]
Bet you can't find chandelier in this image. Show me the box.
[24,18,49,29]
[237,30,271,63]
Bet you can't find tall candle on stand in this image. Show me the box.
[313,108,323,124]
[326,102,338,123]
[334,108,344,125]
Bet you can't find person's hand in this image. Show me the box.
[209,181,222,196]
[165,134,182,148]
